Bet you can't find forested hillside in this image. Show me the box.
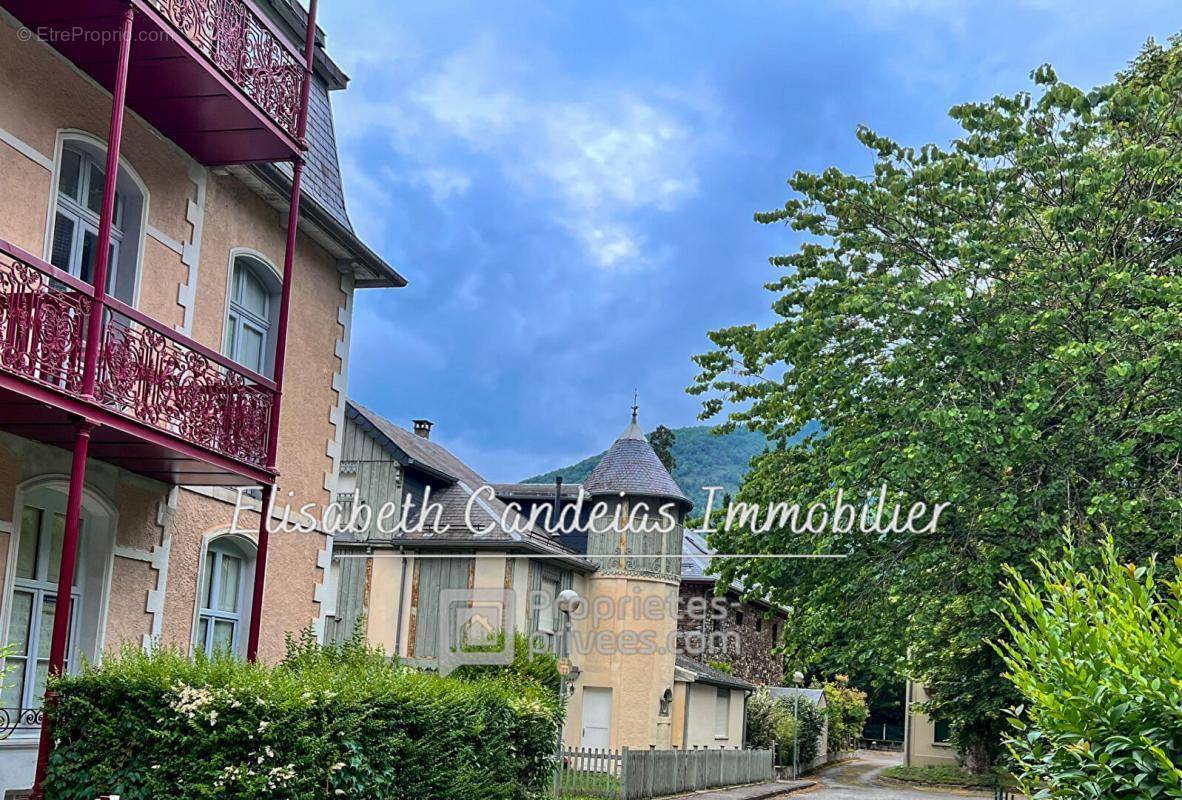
[523,423,817,510]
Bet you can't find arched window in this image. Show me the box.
[1,504,80,709]
[48,139,145,304]
[195,536,254,656]
[224,255,279,376]
[1,482,114,712]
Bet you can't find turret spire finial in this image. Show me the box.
[631,389,639,424]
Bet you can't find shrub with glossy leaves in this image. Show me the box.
[995,537,1182,799]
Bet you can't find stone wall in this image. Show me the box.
[677,582,787,686]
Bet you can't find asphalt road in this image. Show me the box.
[798,751,992,800]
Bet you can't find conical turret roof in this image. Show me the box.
[582,407,692,508]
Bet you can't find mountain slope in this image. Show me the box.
[522,424,814,510]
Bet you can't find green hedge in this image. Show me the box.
[43,635,561,800]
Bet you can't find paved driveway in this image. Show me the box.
[799,751,991,800]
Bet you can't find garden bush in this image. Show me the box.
[774,695,825,770]
[821,676,868,755]
[42,632,561,800]
[995,537,1182,799]
[744,687,786,752]
[745,687,826,770]
[451,632,561,695]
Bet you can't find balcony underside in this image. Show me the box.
[0,373,274,486]
[6,0,302,165]
[0,238,276,488]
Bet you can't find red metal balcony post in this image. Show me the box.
[28,420,95,797]
[245,0,318,663]
[29,6,135,797]
[81,6,135,397]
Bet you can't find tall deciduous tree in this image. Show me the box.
[648,425,678,473]
[690,38,1182,768]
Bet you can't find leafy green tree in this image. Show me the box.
[647,425,678,473]
[996,537,1182,798]
[691,37,1182,769]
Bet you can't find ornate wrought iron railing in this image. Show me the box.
[0,246,91,394]
[0,238,275,470]
[98,296,274,468]
[145,0,306,142]
[0,707,43,740]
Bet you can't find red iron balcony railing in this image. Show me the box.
[145,0,305,142]
[0,239,275,479]
[4,0,309,165]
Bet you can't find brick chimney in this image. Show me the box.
[412,419,433,439]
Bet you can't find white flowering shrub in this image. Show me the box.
[42,630,562,799]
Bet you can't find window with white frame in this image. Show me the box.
[224,255,279,376]
[1,505,82,709]
[48,142,143,303]
[714,687,731,739]
[196,538,251,655]
[536,572,561,649]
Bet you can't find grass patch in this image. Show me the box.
[883,764,1007,788]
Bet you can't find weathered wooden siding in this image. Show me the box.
[325,553,369,644]
[527,560,575,636]
[340,416,404,540]
[410,556,474,659]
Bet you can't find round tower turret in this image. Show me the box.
[582,404,691,581]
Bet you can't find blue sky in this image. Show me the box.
[320,0,1178,481]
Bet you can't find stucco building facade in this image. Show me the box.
[0,2,401,794]
[903,681,958,768]
[328,403,756,753]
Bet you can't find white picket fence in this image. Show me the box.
[554,746,774,799]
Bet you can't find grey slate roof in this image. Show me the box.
[768,687,826,707]
[582,414,692,508]
[675,655,756,691]
[236,0,404,289]
[274,79,351,233]
[342,403,592,568]
[682,529,723,582]
[681,530,788,615]
[491,482,584,501]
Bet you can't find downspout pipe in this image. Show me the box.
[393,548,408,655]
[903,679,913,767]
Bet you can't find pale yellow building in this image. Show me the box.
[328,404,754,751]
[903,680,958,767]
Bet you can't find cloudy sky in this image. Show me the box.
[319,0,1177,481]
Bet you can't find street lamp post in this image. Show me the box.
[553,589,583,793]
[791,670,805,780]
